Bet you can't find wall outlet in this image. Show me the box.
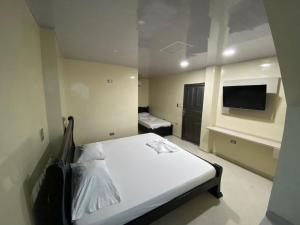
[40,128,45,141]
[177,103,183,108]
[230,139,237,144]
[109,132,115,136]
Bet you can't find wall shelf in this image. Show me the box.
[223,77,280,94]
[207,126,281,151]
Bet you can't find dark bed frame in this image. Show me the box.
[34,116,223,225]
[138,106,173,137]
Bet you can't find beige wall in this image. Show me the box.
[200,66,221,151]
[40,28,65,154]
[213,57,286,178]
[62,59,138,145]
[149,57,286,178]
[138,78,149,107]
[57,40,67,119]
[213,134,278,178]
[149,70,206,137]
[0,0,49,224]
[149,68,221,151]
[215,57,286,141]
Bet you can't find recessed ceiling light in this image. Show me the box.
[130,76,135,79]
[138,20,145,25]
[260,63,272,68]
[223,48,236,57]
[180,60,189,68]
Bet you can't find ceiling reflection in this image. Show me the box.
[138,0,276,77]
[25,0,275,77]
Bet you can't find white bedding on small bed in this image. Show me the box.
[138,114,171,129]
[75,133,216,225]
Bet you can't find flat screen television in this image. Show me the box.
[223,85,267,110]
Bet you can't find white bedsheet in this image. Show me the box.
[75,133,216,225]
[146,138,180,154]
[138,114,171,129]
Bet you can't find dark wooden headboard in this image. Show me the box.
[138,106,149,113]
[34,116,75,225]
[60,116,75,164]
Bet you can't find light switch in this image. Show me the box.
[230,139,236,144]
[40,128,45,141]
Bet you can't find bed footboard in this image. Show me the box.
[208,164,223,198]
[126,163,223,225]
[138,124,173,136]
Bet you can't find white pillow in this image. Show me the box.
[75,142,105,163]
[138,112,150,118]
[71,160,121,221]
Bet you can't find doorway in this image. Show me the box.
[182,83,205,145]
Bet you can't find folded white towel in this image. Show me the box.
[146,139,180,154]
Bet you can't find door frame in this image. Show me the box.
[181,82,205,144]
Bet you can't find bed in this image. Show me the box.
[138,107,173,136]
[34,117,223,225]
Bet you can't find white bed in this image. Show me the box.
[75,133,216,225]
[138,114,172,129]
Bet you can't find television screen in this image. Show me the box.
[223,85,267,110]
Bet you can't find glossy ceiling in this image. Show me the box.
[139,0,275,76]
[25,0,138,67]
[25,0,276,77]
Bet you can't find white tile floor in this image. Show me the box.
[151,136,273,225]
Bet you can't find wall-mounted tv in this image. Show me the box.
[223,85,267,110]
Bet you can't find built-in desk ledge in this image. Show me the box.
[207,126,281,158]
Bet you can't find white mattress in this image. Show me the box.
[138,114,172,129]
[75,133,216,225]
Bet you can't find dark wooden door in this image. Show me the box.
[182,83,204,145]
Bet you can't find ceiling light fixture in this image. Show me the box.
[223,48,236,57]
[130,76,135,79]
[138,20,145,25]
[180,60,189,68]
[260,63,272,68]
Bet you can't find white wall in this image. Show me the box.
[62,59,138,145]
[261,1,300,224]
[0,0,49,224]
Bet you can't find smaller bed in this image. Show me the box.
[138,107,173,136]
